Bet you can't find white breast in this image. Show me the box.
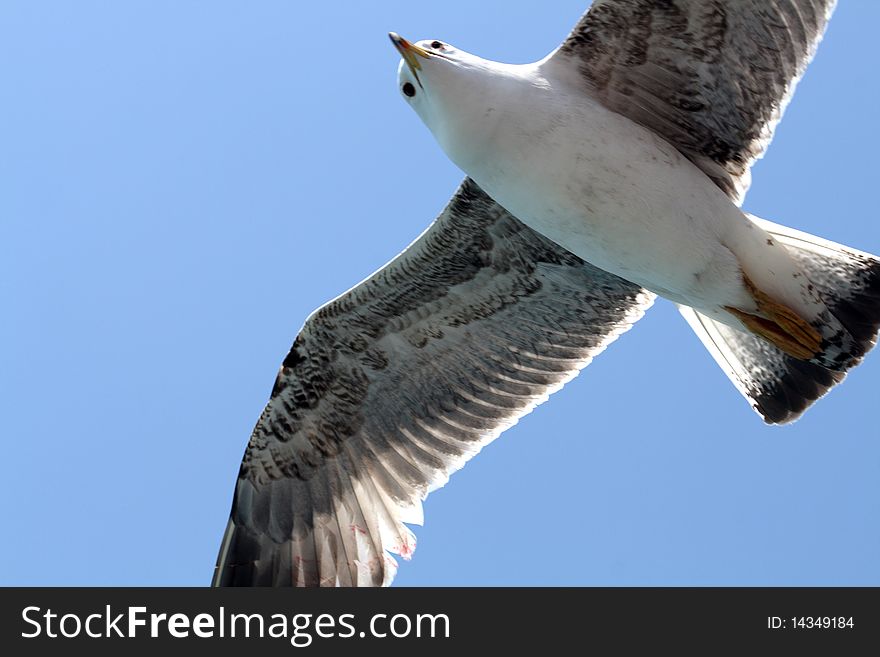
[440,60,754,311]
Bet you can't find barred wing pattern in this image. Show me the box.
[555,0,836,203]
[213,179,654,586]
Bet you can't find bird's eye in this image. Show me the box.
[402,82,416,97]
[430,41,443,49]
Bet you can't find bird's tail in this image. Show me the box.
[680,216,880,424]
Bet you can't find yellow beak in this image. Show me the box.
[389,32,430,73]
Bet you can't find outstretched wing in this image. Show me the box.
[213,179,654,586]
[553,0,836,203]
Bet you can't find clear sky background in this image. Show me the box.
[2,1,878,586]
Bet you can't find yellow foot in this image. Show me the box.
[725,273,823,361]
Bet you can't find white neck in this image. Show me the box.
[425,59,551,175]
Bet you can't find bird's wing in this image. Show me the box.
[213,179,654,587]
[552,0,836,204]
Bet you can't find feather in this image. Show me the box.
[555,0,837,204]
[212,179,653,586]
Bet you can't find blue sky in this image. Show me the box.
[2,1,878,586]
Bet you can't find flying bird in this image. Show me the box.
[213,0,879,586]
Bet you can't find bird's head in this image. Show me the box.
[390,32,503,170]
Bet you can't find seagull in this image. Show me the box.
[213,0,879,586]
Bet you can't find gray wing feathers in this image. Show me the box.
[555,0,836,203]
[213,179,654,586]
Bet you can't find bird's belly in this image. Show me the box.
[462,98,747,307]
